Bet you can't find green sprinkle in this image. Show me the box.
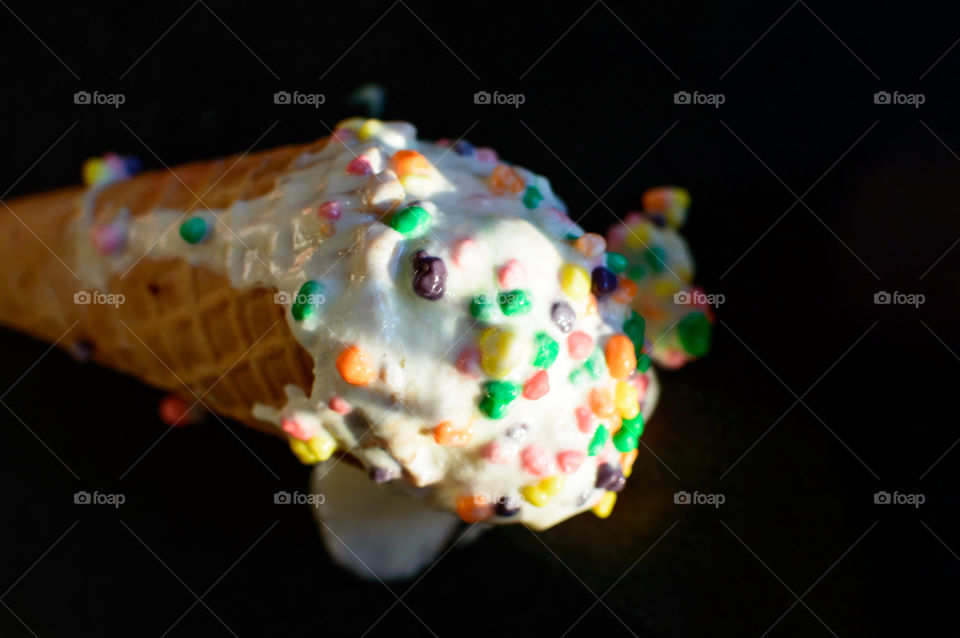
[522,186,543,209]
[470,293,496,321]
[179,217,209,244]
[627,264,647,281]
[613,428,639,452]
[583,347,606,380]
[606,252,628,274]
[532,331,559,369]
[643,245,667,273]
[637,353,651,372]
[587,425,609,456]
[569,367,589,385]
[389,205,430,235]
[479,380,521,419]
[677,311,711,357]
[623,311,646,358]
[498,290,531,316]
[562,232,580,241]
[291,280,325,321]
[621,413,645,437]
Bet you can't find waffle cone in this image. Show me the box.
[0,140,334,434]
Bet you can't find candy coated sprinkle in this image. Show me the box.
[638,353,652,372]
[592,492,617,518]
[522,370,550,400]
[158,395,197,427]
[317,201,341,220]
[456,494,493,522]
[470,294,496,321]
[643,245,667,273]
[90,223,126,255]
[621,412,645,437]
[479,327,522,377]
[621,449,639,478]
[574,233,606,258]
[569,367,589,385]
[482,440,516,465]
[521,445,550,476]
[434,421,473,446]
[291,279,324,321]
[550,301,576,333]
[623,311,646,357]
[677,311,712,357]
[559,263,591,301]
[487,164,525,195]
[605,335,637,379]
[596,463,626,491]
[611,278,638,304]
[522,186,543,209]
[627,264,647,281]
[642,186,691,228]
[479,380,521,419]
[412,251,447,300]
[336,345,375,385]
[521,485,549,507]
[587,424,609,456]
[606,252,628,273]
[507,423,528,440]
[591,266,618,298]
[179,217,210,244]
[454,140,475,156]
[390,149,432,176]
[389,205,431,235]
[328,396,351,414]
[289,432,336,464]
[456,345,483,377]
[475,147,498,163]
[539,475,565,496]
[345,156,373,175]
[633,373,649,400]
[498,289,531,316]
[532,332,559,369]
[615,381,640,420]
[370,466,397,483]
[613,428,639,453]
[357,118,384,140]
[495,497,521,517]
[583,347,606,380]
[567,331,593,360]
[557,450,585,473]
[497,259,526,288]
[575,406,594,434]
[452,238,477,267]
[281,415,316,441]
[588,387,616,418]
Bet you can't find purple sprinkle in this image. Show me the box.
[412,251,447,300]
[550,301,576,333]
[595,463,625,492]
[495,496,520,517]
[369,466,397,483]
[591,267,618,298]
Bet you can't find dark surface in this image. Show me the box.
[1,1,958,635]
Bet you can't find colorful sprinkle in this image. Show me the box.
[587,424,609,456]
[357,118,384,141]
[345,156,373,175]
[638,353,652,372]
[540,475,565,496]
[522,186,543,209]
[495,496,521,517]
[497,259,527,288]
[317,201,341,220]
[611,278,638,304]
[606,252,628,273]
[522,370,550,400]
[613,427,639,453]
[559,263,591,301]
[389,205,431,235]
[627,264,647,281]
[479,380,521,419]
[574,233,606,258]
[328,396,352,414]
[557,450,585,474]
[614,380,640,420]
[487,164,525,195]
[456,345,483,377]
[605,334,637,380]
[470,293,496,321]
[677,311,712,357]
[532,332,559,368]
[592,492,617,518]
[390,149,432,176]
[550,301,576,333]
[521,445,550,476]
[90,222,126,255]
[591,266,618,298]
[643,245,667,273]
[291,280,324,321]
[596,463,626,491]
[456,494,493,522]
[567,331,594,360]
[583,347,606,379]
[453,140,475,156]
[623,311,646,358]
[642,186,691,228]
[179,217,211,244]
[475,147,499,163]
[335,345,375,386]
[498,289,531,316]
[479,327,522,378]
[452,237,478,267]
[622,412,645,438]
[621,449,639,478]
[575,406,594,434]
[521,484,549,507]
[158,395,199,427]
[412,251,447,300]
[482,441,516,465]
[289,431,337,464]
[281,414,317,441]
[434,421,473,446]
[588,387,616,418]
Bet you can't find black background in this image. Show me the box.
[1,1,958,635]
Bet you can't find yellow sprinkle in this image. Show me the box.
[335,117,365,132]
[592,492,617,518]
[539,475,566,496]
[653,279,683,298]
[289,432,337,465]
[621,449,639,478]
[480,327,522,378]
[521,485,549,507]
[559,263,591,301]
[82,158,108,187]
[623,221,652,251]
[357,118,384,141]
[615,381,640,420]
[399,174,434,194]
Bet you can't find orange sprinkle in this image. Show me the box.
[621,449,639,477]
[390,149,432,176]
[588,387,616,418]
[584,294,598,316]
[574,232,606,258]
[605,334,637,380]
[335,345,375,385]
[486,164,525,195]
[456,494,493,522]
[611,278,638,304]
[434,421,473,446]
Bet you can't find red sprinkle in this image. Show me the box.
[575,406,593,434]
[328,396,352,414]
[522,370,549,400]
[498,259,526,288]
[158,395,198,427]
[456,345,483,377]
[281,415,316,441]
[557,450,585,473]
[346,156,373,175]
[521,445,550,476]
[567,331,594,360]
[318,201,342,220]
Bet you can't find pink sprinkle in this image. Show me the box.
[456,345,482,377]
[575,406,593,434]
[90,223,126,255]
[346,156,372,175]
[328,396,352,415]
[497,259,526,288]
[281,415,316,441]
[158,395,197,427]
[567,331,594,360]
[435,137,452,147]
[482,441,515,465]
[475,147,498,163]
[632,374,649,401]
[557,450,585,474]
[332,128,356,143]
[317,201,342,220]
[522,370,549,400]
[452,237,478,267]
[521,444,550,476]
